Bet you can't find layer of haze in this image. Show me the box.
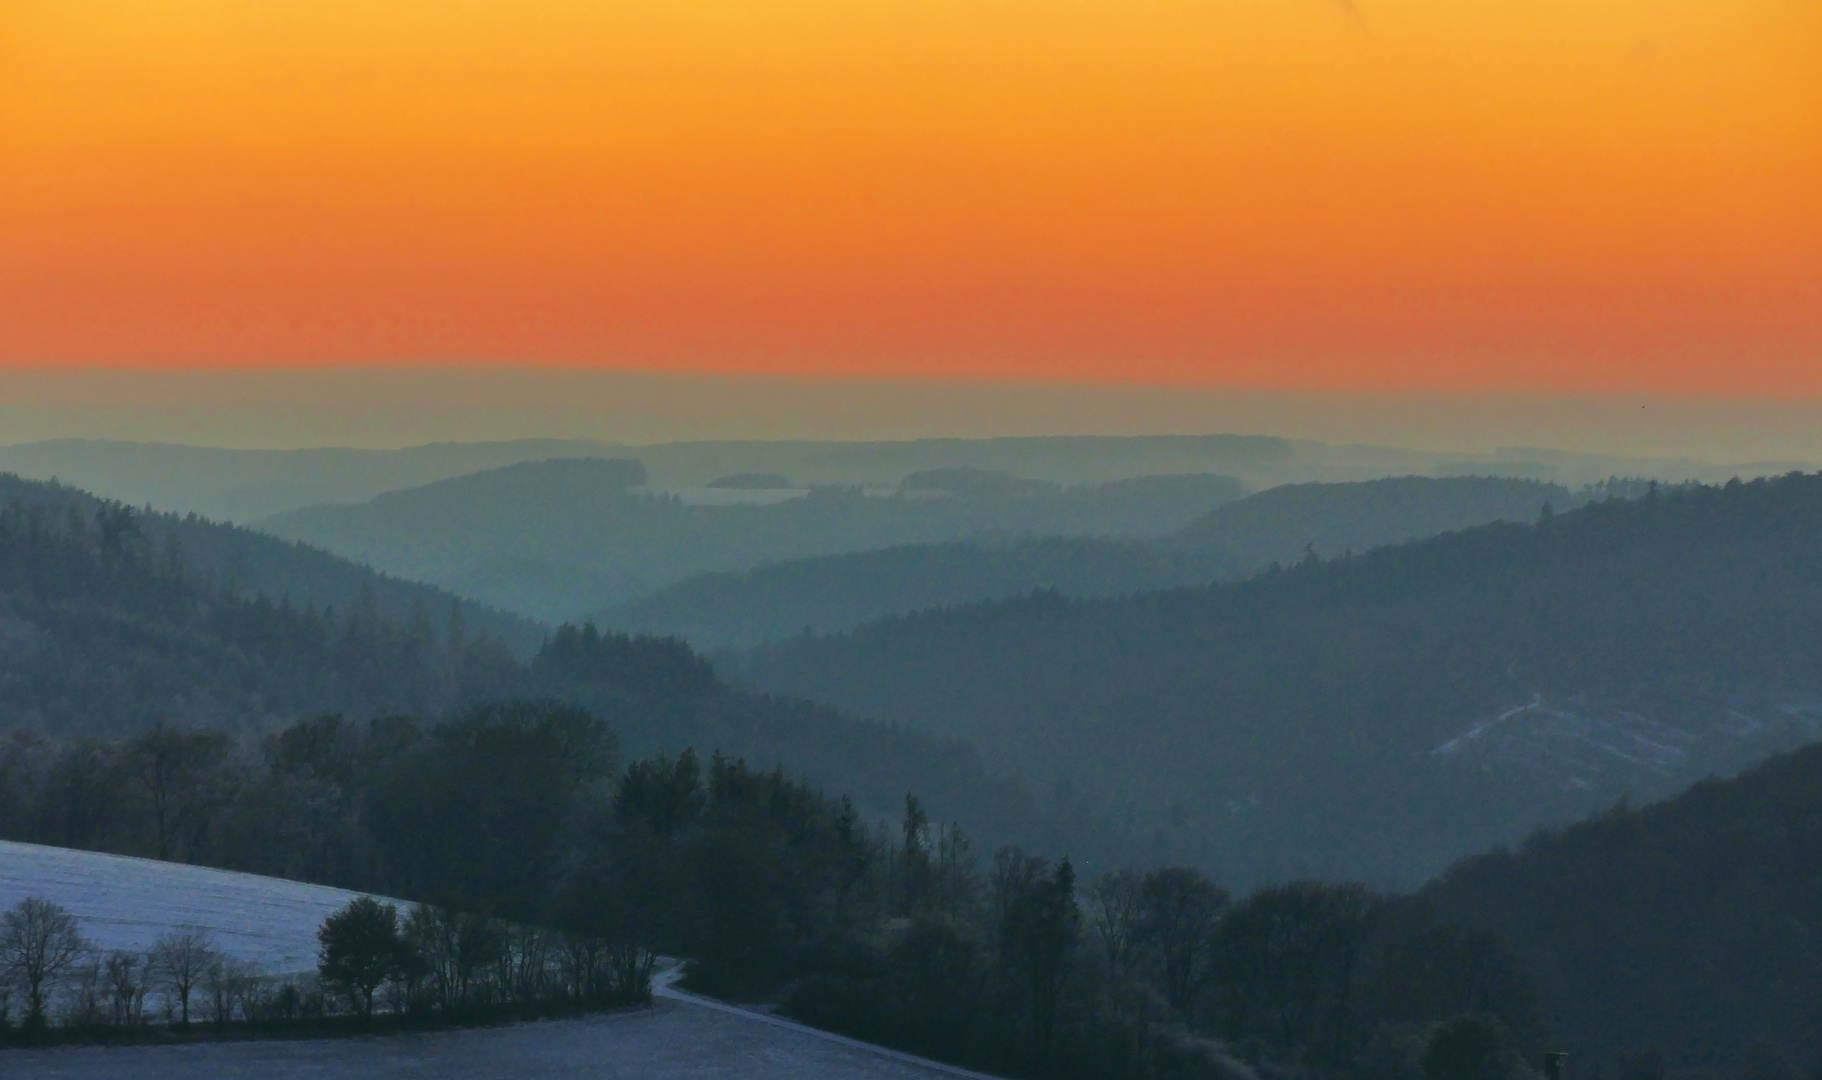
[2,1,1818,391]
[6,368,1822,467]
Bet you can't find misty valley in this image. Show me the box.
[0,439,1818,1080]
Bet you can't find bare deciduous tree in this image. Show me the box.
[1088,869,1145,976]
[104,950,146,1026]
[0,896,89,1029]
[123,726,236,863]
[1138,867,1230,1014]
[405,904,500,1012]
[151,928,215,1025]
[65,957,106,1029]
[1214,881,1376,1052]
[206,956,260,1023]
[993,848,1080,1074]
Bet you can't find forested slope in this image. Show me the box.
[0,476,528,732]
[604,476,1569,649]
[0,475,1079,856]
[7,467,1813,1076]
[1412,740,1822,1067]
[599,538,1208,650]
[1170,474,1578,566]
[0,473,541,653]
[740,474,1822,885]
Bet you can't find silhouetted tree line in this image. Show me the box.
[0,891,652,1046]
[0,703,611,907]
[783,804,1542,1080]
[8,707,1816,1079]
[1,707,1549,1078]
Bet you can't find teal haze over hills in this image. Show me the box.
[0,471,1102,858]
[0,433,1799,522]
[0,435,1283,521]
[601,475,1586,650]
[3,460,1820,1076]
[737,474,1822,886]
[3,386,1819,1079]
[0,472,542,656]
[257,460,1249,621]
[8,447,1820,890]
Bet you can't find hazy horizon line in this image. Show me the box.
[5,366,1822,464]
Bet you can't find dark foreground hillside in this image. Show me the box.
[0,708,1537,1080]
[16,707,1808,1079]
[1415,741,1822,1067]
[742,474,1822,885]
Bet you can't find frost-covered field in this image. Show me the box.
[0,841,997,1078]
[3,1000,979,1079]
[0,840,391,973]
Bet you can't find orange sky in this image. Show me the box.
[1,0,1817,393]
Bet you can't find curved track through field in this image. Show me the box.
[0,841,1002,1079]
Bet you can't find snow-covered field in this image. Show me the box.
[3,1000,978,1079]
[0,841,999,1079]
[0,841,391,974]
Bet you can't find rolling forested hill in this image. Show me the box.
[260,459,1245,621]
[0,474,1080,855]
[1172,474,1591,567]
[8,469,1818,1076]
[602,476,1574,649]
[601,537,1208,650]
[3,433,1794,524]
[0,473,522,733]
[1410,740,1822,1067]
[0,434,1289,520]
[0,472,542,652]
[738,474,1822,885]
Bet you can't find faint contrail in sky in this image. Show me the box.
[1326,0,1369,33]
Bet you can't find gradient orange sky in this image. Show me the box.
[1,0,1817,393]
